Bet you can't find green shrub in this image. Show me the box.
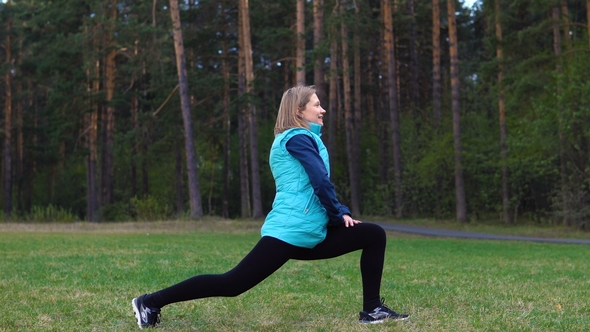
[130,195,171,221]
[551,186,589,229]
[100,201,133,221]
[26,204,79,222]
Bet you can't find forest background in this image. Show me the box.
[1,0,589,228]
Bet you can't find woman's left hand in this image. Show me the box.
[343,215,362,227]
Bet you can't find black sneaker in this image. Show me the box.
[359,298,409,324]
[132,294,161,329]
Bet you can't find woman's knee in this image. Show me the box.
[362,223,386,245]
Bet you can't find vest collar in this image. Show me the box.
[309,122,323,136]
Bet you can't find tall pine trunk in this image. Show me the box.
[240,0,263,218]
[560,0,571,52]
[88,84,99,221]
[353,0,362,214]
[16,62,23,213]
[175,145,184,215]
[4,0,13,217]
[313,0,326,94]
[407,0,419,109]
[382,0,403,218]
[130,42,139,199]
[237,75,251,218]
[130,97,138,199]
[448,0,467,222]
[553,7,567,226]
[85,26,100,222]
[169,0,204,219]
[221,25,231,219]
[296,0,306,85]
[432,0,441,126]
[140,59,149,198]
[237,11,251,218]
[102,1,117,206]
[341,1,360,215]
[432,0,443,217]
[328,1,339,172]
[27,89,39,213]
[377,47,390,195]
[495,0,510,224]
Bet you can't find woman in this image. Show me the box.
[132,85,408,328]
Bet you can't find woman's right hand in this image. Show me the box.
[343,214,362,227]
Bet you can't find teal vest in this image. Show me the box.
[261,123,330,248]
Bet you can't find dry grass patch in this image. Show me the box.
[0,217,263,234]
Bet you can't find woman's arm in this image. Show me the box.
[286,134,351,225]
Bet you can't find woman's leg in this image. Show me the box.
[290,222,387,311]
[144,236,296,308]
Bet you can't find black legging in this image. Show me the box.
[144,222,386,312]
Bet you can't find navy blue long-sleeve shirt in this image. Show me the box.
[286,134,351,225]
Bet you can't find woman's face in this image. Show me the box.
[299,93,325,126]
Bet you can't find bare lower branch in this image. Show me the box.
[153,84,179,117]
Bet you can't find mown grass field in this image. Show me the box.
[1,219,589,331]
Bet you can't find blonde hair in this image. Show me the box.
[274,85,316,136]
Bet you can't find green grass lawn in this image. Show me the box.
[1,220,589,331]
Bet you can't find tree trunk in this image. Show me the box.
[432,0,443,218]
[86,26,100,222]
[328,1,339,172]
[102,1,117,206]
[407,0,419,109]
[130,94,138,199]
[248,90,262,216]
[366,53,376,130]
[560,0,571,52]
[448,0,467,222]
[238,72,251,218]
[175,144,185,215]
[141,148,149,197]
[4,0,13,217]
[239,0,263,218]
[140,58,149,198]
[26,93,38,213]
[378,45,390,191]
[495,0,510,224]
[140,77,149,199]
[296,0,306,85]
[16,70,23,214]
[353,0,362,213]
[130,42,139,199]
[314,0,326,94]
[221,27,231,219]
[382,0,403,218]
[237,10,251,218]
[432,0,441,126]
[340,0,360,215]
[169,0,204,219]
[88,92,99,221]
[553,7,567,226]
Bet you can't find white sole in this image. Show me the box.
[360,315,410,324]
[131,298,144,329]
